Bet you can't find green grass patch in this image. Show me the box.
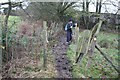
[8,16,22,32]
[0,15,21,39]
[0,15,21,30]
[67,31,119,78]
[97,31,119,49]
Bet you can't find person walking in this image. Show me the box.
[65,19,74,44]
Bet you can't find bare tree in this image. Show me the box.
[26,2,76,22]
[96,0,102,13]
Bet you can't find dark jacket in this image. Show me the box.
[67,23,73,32]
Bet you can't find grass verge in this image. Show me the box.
[67,31,119,78]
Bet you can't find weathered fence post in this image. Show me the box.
[74,23,79,61]
[0,21,2,72]
[86,20,103,68]
[43,21,48,70]
[75,30,91,64]
[35,36,39,66]
[86,37,96,68]
[74,23,79,44]
[75,20,103,65]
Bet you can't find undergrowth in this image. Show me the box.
[67,31,119,78]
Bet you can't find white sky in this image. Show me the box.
[0,0,119,14]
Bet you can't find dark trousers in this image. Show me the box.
[67,31,72,42]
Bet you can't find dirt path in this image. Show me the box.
[52,35,73,78]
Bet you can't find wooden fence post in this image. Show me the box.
[0,23,2,71]
[74,23,79,61]
[43,21,48,70]
[75,20,103,64]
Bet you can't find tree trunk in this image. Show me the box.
[98,0,102,13]
[83,1,85,12]
[96,0,99,13]
[86,0,89,12]
[2,1,11,63]
[96,0,102,13]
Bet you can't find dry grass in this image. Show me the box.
[3,51,57,78]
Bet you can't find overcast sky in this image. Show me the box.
[0,0,119,14]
